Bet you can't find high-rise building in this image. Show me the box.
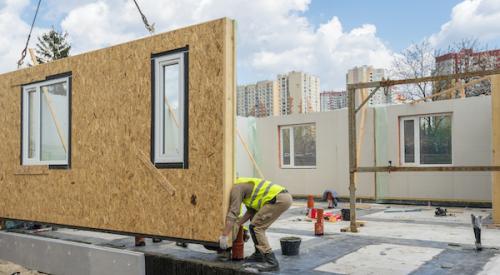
[435,49,500,97]
[347,66,389,106]
[320,91,347,111]
[237,80,279,117]
[278,71,320,115]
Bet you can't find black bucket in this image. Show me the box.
[280,236,301,256]
[341,209,350,221]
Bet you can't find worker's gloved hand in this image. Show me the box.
[243,228,250,242]
[219,235,229,249]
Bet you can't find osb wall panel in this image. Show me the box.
[0,18,235,243]
[492,75,500,223]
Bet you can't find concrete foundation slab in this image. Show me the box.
[0,231,145,275]
[315,243,443,274]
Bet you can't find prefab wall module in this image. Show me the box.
[0,18,236,243]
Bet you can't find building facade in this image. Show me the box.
[320,91,347,111]
[278,71,320,115]
[237,80,279,117]
[435,49,500,97]
[347,65,390,106]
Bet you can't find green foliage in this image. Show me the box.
[36,27,71,63]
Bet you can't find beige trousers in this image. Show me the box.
[250,192,293,254]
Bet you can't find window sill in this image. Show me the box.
[280,166,317,170]
[14,166,50,176]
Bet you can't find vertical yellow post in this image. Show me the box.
[492,75,500,224]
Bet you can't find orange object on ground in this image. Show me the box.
[307,195,315,209]
[232,226,244,260]
[315,208,324,236]
[310,208,318,219]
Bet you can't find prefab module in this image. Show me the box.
[0,18,236,244]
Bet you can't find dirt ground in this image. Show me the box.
[0,259,41,275]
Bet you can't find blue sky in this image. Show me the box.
[304,0,467,51]
[3,0,500,89]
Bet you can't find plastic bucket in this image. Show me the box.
[280,236,302,256]
[341,209,350,221]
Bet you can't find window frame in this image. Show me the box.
[399,113,453,167]
[21,74,72,168]
[151,47,189,169]
[279,123,317,169]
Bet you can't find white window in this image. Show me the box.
[22,77,70,166]
[152,50,188,168]
[400,114,452,166]
[280,124,316,168]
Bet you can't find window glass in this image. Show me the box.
[162,63,180,158]
[403,120,414,163]
[40,82,68,161]
[153,50,187,167]
[282,128,290,165]
[419,115,452,164]
[27,90,37,159]
[293,125,316,166]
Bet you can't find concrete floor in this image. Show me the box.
[2,201,500,274]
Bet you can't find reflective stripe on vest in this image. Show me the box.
[236,178,284,211]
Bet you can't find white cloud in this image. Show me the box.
[0,0,47,71]
[429,0,500,47]
[1,0,395,89]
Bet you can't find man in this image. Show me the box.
[219,178,292,271]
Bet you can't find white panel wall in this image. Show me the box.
[251,96,492,202]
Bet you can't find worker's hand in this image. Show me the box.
[219,235,229,249]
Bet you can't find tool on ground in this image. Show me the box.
[471,214,482,251]
[231,226,244,260]
[435,207,448,217]
[315,208,324,236]
[322,190,339,209]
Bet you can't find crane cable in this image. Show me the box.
[17,0,42,68]
[132,0,155,34]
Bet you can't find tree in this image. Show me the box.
[435,38,494,97]
[36,27,71,64]
[391,40,437,101]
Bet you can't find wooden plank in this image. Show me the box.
[347,88,358,233]
[357,166,500,172]
[222,19,236,231]
[492,75,500,223]
[0,18,235,243]
[347,68,500,90]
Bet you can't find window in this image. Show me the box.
[152,48,188,168]
[22,75,71,166]
[400,114,452,165]
[280,124,316,168]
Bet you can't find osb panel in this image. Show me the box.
[0,18,235,243]
[492,75,500,223]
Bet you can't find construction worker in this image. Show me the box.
[219,178,292,272]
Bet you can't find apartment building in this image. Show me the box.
[320,91,347,111]
[347,65,390,106]
[278,71,320,115]
[237,80,279,117]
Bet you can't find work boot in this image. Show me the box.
[257,252,280,272]
[245,250,264,263]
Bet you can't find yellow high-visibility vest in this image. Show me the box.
[236,177,285,211]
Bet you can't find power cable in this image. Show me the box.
[132,0,155,34]
[17,0,42,68]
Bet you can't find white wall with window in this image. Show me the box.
[252,96,492,203]
[400,114,452,166]
[22,76,70,166]
[279,124,316,168]
[152,49,188,168]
